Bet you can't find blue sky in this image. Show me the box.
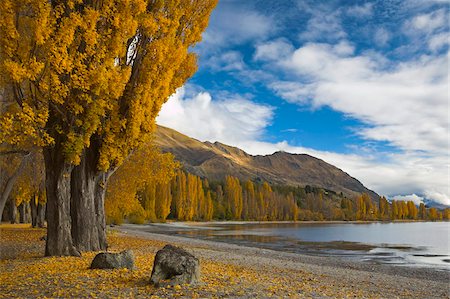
[158,0,449,206]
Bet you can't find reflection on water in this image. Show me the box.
[145,222,450,270]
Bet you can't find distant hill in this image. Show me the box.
[154,125,379,200]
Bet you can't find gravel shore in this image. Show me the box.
[117,224,450,298]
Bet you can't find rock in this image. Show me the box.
[90,250,135,270]
[150,244,200,287]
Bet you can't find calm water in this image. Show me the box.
[147,222,450,270]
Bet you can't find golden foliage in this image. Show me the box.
[105,143,178,224]
[0,0,217,170]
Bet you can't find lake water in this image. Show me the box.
[148,222,450,270]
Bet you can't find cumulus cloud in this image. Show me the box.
[157,87,274,145]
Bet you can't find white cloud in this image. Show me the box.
[298,4,346,42]
[391,194,424,205]
[409,9,447,33]
[428,32,450,52]
[197,4,274,53]
[374,28,391,47]
[157,87,274,145]
[254,38,294,62]
[271,43,449,156]
[346,3,374,18]
[205,51,245,72]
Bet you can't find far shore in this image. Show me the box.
[132,219,447,226]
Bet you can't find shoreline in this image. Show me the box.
[116,224,450,285]
[1,224,449,298]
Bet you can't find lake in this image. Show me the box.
[146,221,450,270]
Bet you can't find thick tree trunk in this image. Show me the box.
[70,143,108,252]
[44,146,79,256]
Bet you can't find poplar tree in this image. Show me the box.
[0,0,217,255]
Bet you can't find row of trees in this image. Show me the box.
[105,167,450,224]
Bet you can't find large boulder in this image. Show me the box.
[90,250,135,270]
[150,244,200,287]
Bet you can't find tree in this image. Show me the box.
[419,203,426,220]
[0,0,216,255]
[224,176,243,220]
[105,143,178,224]
[0,151,32,222]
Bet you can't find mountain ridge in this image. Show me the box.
[154,125,379,200]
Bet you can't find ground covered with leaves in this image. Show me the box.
[0,224,448,298]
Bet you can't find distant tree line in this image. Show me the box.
[105,168,450,224]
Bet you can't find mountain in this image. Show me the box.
[154,125,379,200]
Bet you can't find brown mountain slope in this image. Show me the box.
[154,125,379,200]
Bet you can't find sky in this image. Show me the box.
[157,0,450,206]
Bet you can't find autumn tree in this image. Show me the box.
[0,0,216,255]
[0,150,32,222]
[224,176,243,219]
[105,143,178,224]
[419,203,426,220]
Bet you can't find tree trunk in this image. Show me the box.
[31,197,38,227]
[10,200,18,224]
[94,173,109,250]
[70,143,108,252]
[0,153,30,223]
[43,146,79,256]
[19,202,26,223]
[37,202,46,228]
[2,200,10,223]
[25,202,32,223]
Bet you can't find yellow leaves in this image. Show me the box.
[0,225,392,298]
[105,143,178,224]
[0,103,52,148]
[1,0,217,170]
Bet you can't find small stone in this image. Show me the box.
[150,244,200,287]
[90,250,135,270]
